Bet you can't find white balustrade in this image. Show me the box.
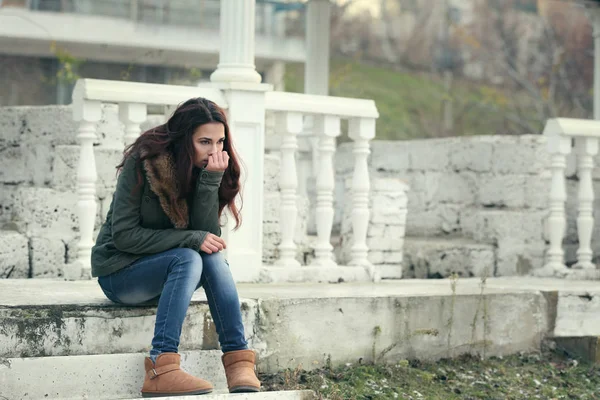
[311,115,341,267]
[545,134,571,275]
[72,98,102,278]
[542,118,600,277]
[275,112,303,267]
[574,137,598,270]
[264,91,381,278]
[71,79,383,281]
[119,103,148,146]
[349,118,377,279]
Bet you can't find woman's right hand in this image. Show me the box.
[200,233,227,254]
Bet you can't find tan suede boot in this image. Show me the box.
[141,353,213,397]
[221,349,261,393]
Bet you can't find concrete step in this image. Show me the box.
[1,351,223,400]
[403,236,495,278]
[0,350,314,400]
[0,278,572,371]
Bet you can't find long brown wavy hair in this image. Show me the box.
[117,97,242,229]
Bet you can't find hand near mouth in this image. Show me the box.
[205,151,229,172]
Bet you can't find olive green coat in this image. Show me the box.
[91,152,223,277]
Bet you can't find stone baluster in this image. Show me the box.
[349,117,378,280]
[119,103,148,147]
[543,135,572,276]
[310,115,341,267]
[574,137,598,270]
[73,99,102,278]
[275,111,303,267]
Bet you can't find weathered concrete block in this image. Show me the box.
[264,154,280,193]
[0,106,78,148]
[0,184,19,224]
[257,291,548,372]
[403,237,495,279]
[448,138,493,172]
[0,147,28,184]
[555,291,600,337]
[460,209,545,244]
[368,250,404,265]
[11,187,101,238]
[478,174,526,208]
[403,170,441,207]
[496,238,545,276]
[407,138,453,171]
[0,351,232,400]
[0,231,29,278]
[52,145,123,198]
[491,135,549,175]
[406,204,461,236]
[435,172,477,205]
[29,236,67,278]
[524,171,551,210]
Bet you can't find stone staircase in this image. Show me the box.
[2,277,600,399]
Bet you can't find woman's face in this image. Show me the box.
[192,122,225,168]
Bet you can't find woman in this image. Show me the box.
[91,98,260,397]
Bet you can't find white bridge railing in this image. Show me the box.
[72,78,380,281]
[543,118,600,278]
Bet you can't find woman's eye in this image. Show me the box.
[200,141,210,145]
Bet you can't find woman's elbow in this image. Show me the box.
[112,229,137,252]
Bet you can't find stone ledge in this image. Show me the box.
[0,278,559,372]
[258,265,371,283]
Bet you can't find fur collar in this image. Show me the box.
[141,151,189,229]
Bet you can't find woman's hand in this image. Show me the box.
[205,151,229,172]
[200,233,227,254]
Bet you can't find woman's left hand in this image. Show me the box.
[206,151,229,172]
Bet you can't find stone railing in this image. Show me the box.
[542,118,600,279]
[71,78,383,282]
[264,91,379,279]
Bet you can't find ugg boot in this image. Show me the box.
[141,353,213,397]
[221,349,261,393]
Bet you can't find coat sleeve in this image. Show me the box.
[189,169,224,237]
[111,156,208,254]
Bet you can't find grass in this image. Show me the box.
[283,58,539,140]
[261,348,600,399]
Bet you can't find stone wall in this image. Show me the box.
[334,135,600,276]
[3,105,596,279]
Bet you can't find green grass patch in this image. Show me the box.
[284,59,540,140]
[261,349,600,399]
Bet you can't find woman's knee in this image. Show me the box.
[169,248,203,279]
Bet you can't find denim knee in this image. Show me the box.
[170,248,203,281]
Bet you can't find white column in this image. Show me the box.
[119,103,148,146]
[73,99,102,278]
[543,135,572,275]
[349,118,377,280]
[210,0,262,83]
[275,112,303,268]
[310,115,340,267]
[574,137,598,270]
[219,85,270,282]
[305,0,331,96]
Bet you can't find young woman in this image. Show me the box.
[91,98,260,397]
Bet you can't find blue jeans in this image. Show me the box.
[98,248,248,358]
